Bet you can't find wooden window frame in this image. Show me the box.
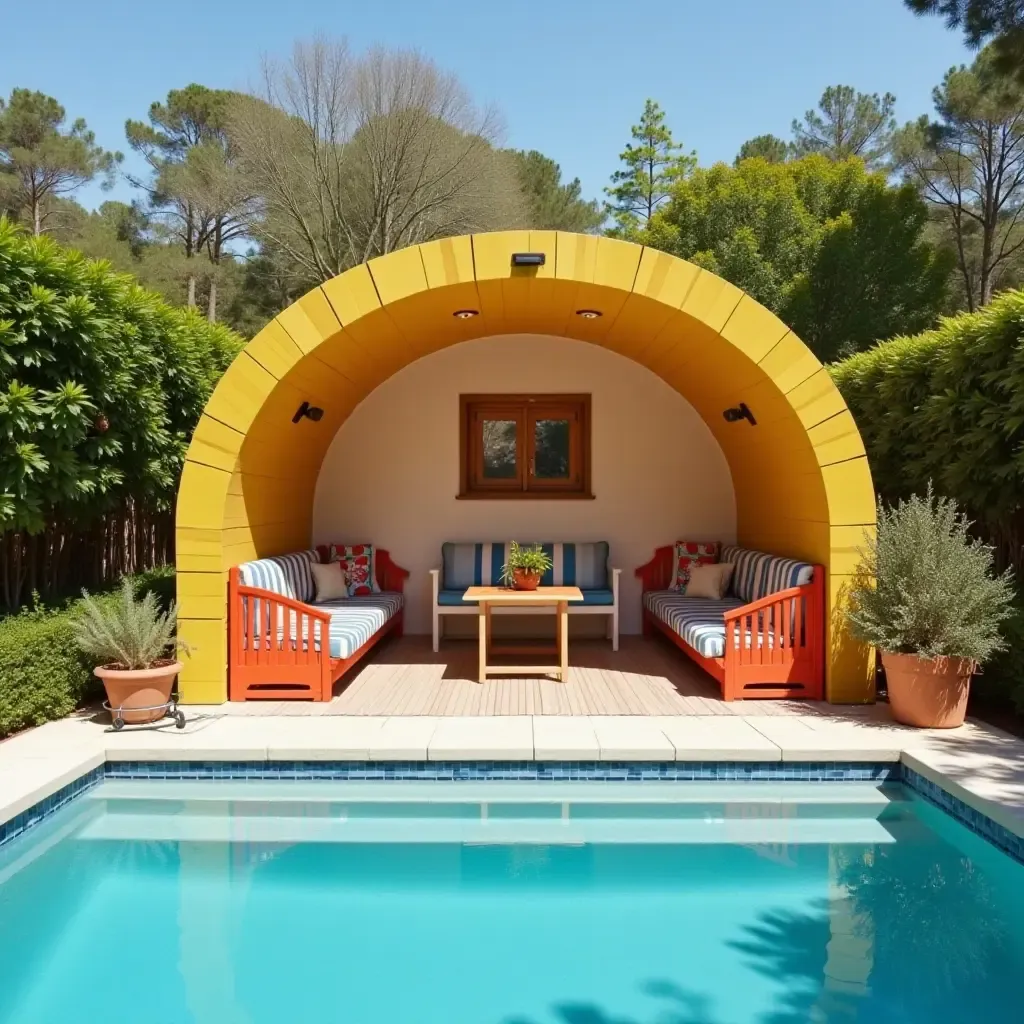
[458,393,593,500]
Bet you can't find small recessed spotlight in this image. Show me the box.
[576,309,602,319]
[453,309,479,319]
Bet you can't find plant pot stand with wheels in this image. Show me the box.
[103,696,186,731]
[95,660,187,730]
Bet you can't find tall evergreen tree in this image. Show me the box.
[907,1,1024,83]
[791,85,897,169]
[126,84,250,317]
[508,150,603,231]
[0,90,121,235]
[735,134,790,165]
[604,99,694,236]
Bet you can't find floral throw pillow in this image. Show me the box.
[671,541,720,593]
[328,544,380,596]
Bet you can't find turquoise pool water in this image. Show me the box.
[1,780,1021,1024]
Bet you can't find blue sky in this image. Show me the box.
[3,0,971,211]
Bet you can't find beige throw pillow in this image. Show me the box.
[310,560,349,602]
[684,562,734,600]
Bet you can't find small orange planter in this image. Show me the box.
[882,652,973,729]
[95,660,183,724]
[512,568,542,591]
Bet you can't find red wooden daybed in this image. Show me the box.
[228,548,409,702]
[635,545,825,701]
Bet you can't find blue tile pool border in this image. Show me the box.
[0,765,105,849]
[2,758,1022,864]
[901,765,1024,864]
[101,759,897,783]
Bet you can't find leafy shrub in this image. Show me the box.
[831,288,1024,576]
[72,580,184,671]
[975,599,1024,712]
[845,488,1015,665]
[0,217,242,609]
[132,565,176,614]
[0,568,177,738]
[0,602,100,738]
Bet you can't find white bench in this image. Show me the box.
[430,542,620,652]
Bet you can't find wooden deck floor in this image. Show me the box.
[227,635,821,717]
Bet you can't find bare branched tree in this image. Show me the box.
[230,38,525,282]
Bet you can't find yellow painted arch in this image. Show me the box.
[175,231,876,704]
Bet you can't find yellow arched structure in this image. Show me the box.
[175,231,875,704]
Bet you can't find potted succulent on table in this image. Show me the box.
[501,541,553,591]
[845,487,1015,729]
[73,580,189,729]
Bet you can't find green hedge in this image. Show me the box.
[831,288,1024,569]
[0,217,242,610]
[832,288,1024,711]
[0,567,175,739]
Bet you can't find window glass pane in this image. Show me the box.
[534,418,570,478]
[481,419,517,478]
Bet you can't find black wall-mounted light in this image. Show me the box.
[723,402,757,426]
[292,401,324,424]
[511,252,546,267]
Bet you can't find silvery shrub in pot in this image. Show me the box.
[845,487,1014,728]
[73,580,189,726]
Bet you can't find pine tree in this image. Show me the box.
[604,100,694,237]
[0,90,121,235]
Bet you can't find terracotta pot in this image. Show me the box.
[881,651,974,729]
[95,660,182,725]
[512,568,542,591]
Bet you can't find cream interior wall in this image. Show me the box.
[313,334,736,635]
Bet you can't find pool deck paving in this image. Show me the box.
[2,706,1024,842]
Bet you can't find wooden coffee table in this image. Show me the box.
[462,586,584,683]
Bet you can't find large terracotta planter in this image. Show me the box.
[512,568,542,591]
[95,660,182,724]
[882,651,974,729]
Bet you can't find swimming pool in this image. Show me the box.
[1,779,1021,1023]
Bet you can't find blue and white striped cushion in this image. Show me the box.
[441,542,609,590]
[721,546,814,604]
[644,591,779,658]
[306,594,403,659]
[644,591,744,658]
[239,551,317,604]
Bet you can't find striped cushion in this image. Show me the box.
[720,546,814,604]
[645,591,744,658]
[644,591,777,659]
[441,542,609,590]
[287,594,404,660]
[239,551,317,604]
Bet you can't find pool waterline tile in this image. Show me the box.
[1,755,1022,866]
[2,759,897,848]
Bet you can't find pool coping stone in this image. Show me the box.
[1,712,1022,862]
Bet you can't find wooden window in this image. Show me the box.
[459,394,593,499]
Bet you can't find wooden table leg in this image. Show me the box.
[478,604,489,683]
[558,600,569,682]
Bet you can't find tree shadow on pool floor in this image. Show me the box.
[500,900,840,1024]
[502,981,724,1024]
